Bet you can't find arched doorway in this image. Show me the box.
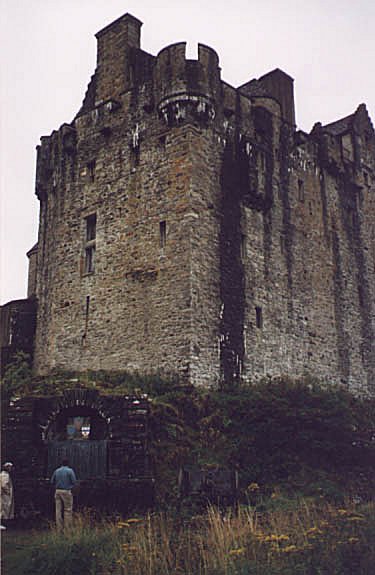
[46,405,109,480]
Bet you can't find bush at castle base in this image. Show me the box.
[2,359,374,505]
[148,377,375,505]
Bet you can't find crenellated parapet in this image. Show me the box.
[35,124,77,200]
[304,103,375,179]
[154,42,220,127]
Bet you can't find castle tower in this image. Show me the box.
[31,14,375,393]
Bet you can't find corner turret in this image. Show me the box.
[154,42,221,127]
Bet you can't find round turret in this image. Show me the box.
[154,42,221,127]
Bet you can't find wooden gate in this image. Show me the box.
[47,440,107,479]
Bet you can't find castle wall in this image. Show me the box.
[31,13,375,394]
[238,122,375,394]
[34,112,195,376]
[0,299,36,376]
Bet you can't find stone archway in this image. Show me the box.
[3,388,154,515]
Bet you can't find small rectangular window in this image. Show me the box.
[298,179,304,202]
[85,295,90,319]
[86,214,96,241]
[85,246,95,274]
[84,214,96,274]
[87,160,96,182]
[160,220,166,248]
[255,306,263,329]
[280,235,285,254]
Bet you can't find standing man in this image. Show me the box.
[51,458,77,530]
[0,462,14,530]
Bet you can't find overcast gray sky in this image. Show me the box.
[1,0,374,304]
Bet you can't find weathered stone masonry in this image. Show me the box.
[4,13,374,394]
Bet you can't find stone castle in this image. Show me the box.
[1,13,375,393]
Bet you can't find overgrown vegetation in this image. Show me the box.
[2,357,375,505]
[3,500,375,575]
[1,352,33,400]
[148,378,375,506]
[2,358,375,573]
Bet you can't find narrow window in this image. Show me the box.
[280,235,285,254]
[87,160,96,182]
[260,151,266,171]
[159,220,166,249]
[85,295,90,319]
[82,295,90,345]
[255,306,263,329]
[84,214,96,274]
[298,179,304,202]
[240,233,246,261]
[85,246,95,274]
[86,214,96,241]
[258,151,266,191]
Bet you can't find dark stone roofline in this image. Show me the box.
[0,297,32,310]
[322,113,354,136]
[259,67,295,83]
[95,12,142,39]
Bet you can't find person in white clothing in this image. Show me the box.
[1,462,14,530]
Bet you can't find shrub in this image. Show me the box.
[1,351,32,399]
[148,378,375,506]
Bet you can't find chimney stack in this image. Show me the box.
[95,13,143,103]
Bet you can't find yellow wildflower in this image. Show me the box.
[277,534,290,542]
[264,534,277,542]
[306,527,323,537]
[117,521,129,528]
[247,482,260,492]
[282,545,299,553]
[229,547,246,556]
[121,544,138,554]
[264,534,290,543]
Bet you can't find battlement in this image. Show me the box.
[154,42,220,126]
[35,124,76,199]
[155,42,220,99]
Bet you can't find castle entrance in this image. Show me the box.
[2,388,154,518]
[46,405,109,479]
